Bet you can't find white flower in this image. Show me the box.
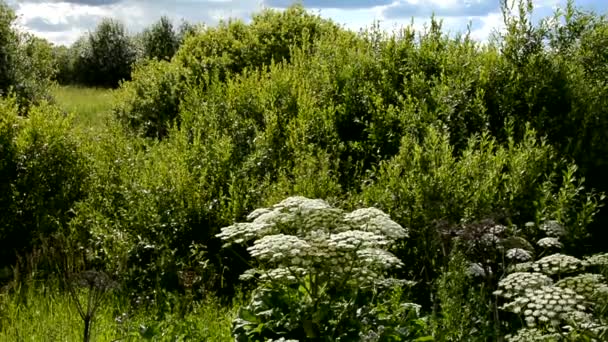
[507,248,533,262]
[555,273,605,299]
[495,272,553,299]
[532,253,581,275]
[539,220,566,237]
[584,253,608,267]
[468,263,486,277]
[219,197,409,293]
[537,237,562,249]
[344,207,408,239]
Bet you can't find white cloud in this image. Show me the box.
[7,0,606,46]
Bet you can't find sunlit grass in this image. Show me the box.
[51,85,116,130]
[0,285,235,341]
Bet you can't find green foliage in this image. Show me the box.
[51,85,115,129]
[0,2,56,110]
[113,59,187,138]
[0,99,88,267]
[142,16,179,61]
[70,18,135,87]
[0,0,17,96]
[4,1,608,341]
[432,252,494,341]
[0,285,234,341]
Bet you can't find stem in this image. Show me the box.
[83,316,90,342]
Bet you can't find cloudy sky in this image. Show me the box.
[6,0,608,46]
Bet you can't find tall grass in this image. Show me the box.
[0,285,235,341]
[51,85,115,130]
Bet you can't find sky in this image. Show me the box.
[5,0,608,46]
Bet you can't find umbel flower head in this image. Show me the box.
[539,220,566,237]
[217,196,408,288]
[508,262,534,273]
[506,248,533,262]
[494,272,553,299]
[555,273,606,300]
[502,285,587,328]
[505,328,563,342]
[532,253,581,275]
[468,263,486,277]
[536,237,562,249]
[584,253,608,267]
[217,196,408,247]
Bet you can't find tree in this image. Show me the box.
[142,16,178,61]
[0,1,18,96]
[86,18,135,87]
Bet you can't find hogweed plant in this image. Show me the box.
[492,221,608,341]
[217,196,424,341]
[66,270,118,342]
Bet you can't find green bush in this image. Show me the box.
[115,4,342,138]
[113,59,187,138]
[0,1,18,97]
[0,2,56,110]
[0,99,88,268]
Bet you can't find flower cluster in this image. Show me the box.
[555,273,606,300]
[506,248,533,262]
[218,197,338,246]
[536,237,563,249]
[502,286,587,327]
[505,328,563,342]
[218,197,408,289]
[248,234,311,262]
[494,272,553,299]
[584,253,608,267]
[532,254,581,275]
[539,220,566,237]
[344,208,409,239]
[468,263,486,277]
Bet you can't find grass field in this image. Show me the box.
[0,285,235,341]
[51,85,115,129]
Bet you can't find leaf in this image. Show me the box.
[239,307,260,324]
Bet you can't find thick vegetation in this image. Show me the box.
[2,0,608,340]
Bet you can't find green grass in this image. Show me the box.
[0,285,235,341]
[51,85,116,129]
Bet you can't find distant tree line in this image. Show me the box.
[52,16,197,88]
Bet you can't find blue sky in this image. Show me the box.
[6,0,608,46]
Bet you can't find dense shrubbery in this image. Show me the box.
[3,0,608,340]
[0,98,88,267]
[0,1,56,110]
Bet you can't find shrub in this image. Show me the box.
[0,1,18,96]
[0,99,89,268]
[0,2,55,110]
[113,59,187,138]
[115,5,342,138]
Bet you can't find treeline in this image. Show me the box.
[53,16,196,87]
[2,0,608,340]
